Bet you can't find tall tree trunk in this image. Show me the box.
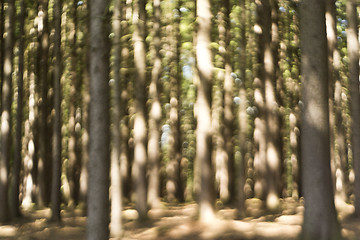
[11,0,26,218]
[213,0,229,203]
[132,0,148,221]
[236,0,248,216]
[147,0,162,209]
[261,0,282,211]
[87,0,111,238]
[166,1,184,203]
[50,0,63,222]
[37,0,51,207]
[110,0,123,236]
[299,0,342,238]
[196,0,215,222]
[67,0,81,206]
[0,0,15,223]
[79,1,90,207]
[347,0,360,217]
[253,0,267,201]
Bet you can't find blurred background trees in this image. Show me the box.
[0,0,359,239]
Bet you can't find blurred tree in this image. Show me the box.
[0,0,15,223]
[11,0,26,219]
[196,0,215,222]
[87,0,111,238]
[299,0,343,238]
[147,0,162,209]
[110,0,123,236]
[132,0,148,220]
[36,0,52,207]
[347,0,360,217]
[50,0,63,223]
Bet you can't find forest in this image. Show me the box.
[0,0,360,239]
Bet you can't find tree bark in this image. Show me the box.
[132,0,148,221]
[50,0,62,223]
[147,0,162,209]
[0,0,15,223]
[87,0,111,238]
[11,0,26,219]
[299,0,343,238]
[347,0,360,217]
[110,0,123,236]
[196,0,215,223]
[37,0,52,207]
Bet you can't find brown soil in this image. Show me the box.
[0,198,359,240]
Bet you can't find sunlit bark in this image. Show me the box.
[147,0,162,209]
[132,0,148,220]
[347,0,360,217]
[196,0,215,222]
[110,0,123,236]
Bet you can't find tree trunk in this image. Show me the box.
[299,0,342,238]
[110,0,123,236]
[67,0,81,207]
[196,0,215,223]
[11,0,26,218]
[0,0,15,223]
[347,0,360,217]
[87,0,111,238]
[132,0,148,221]
[236,0,248,216]
[37,0,52,207]
[147,0,162,209]
[50,0,62,222]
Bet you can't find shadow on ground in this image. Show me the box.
[0,198,358,240]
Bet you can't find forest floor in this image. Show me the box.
[0,198,360,240]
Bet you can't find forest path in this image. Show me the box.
[0,198,359,240]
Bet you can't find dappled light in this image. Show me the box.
[2,199,360,239]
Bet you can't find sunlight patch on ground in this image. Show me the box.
[0,225,17,237]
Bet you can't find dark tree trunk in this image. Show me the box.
[299,0,343,238]
[50,0,62,223]
[0,0,15,223]
[87,0,111,238]
[11,0,26,219]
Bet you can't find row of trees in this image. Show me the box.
[0,0,359,239]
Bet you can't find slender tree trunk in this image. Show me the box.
[0,0,15,223]
[67,0,81,206]
[299,0,342,238]
[147,0,162,209]
[262,0,282,211]
[132,0,148,221]
[37,0,51,207]
[196,0,215,222]
[236,0,248,216]
[0,3,3,102]
[79,2,90,207]
[110,0,123,236]
[213,1,229,203]
[11,0,26,219]
[347,0,360,217]
[50,0,62,222]
[87,0,111,238]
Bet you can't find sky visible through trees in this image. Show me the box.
[0,0,360,239]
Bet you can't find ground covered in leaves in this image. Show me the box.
[1,198,360,239]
